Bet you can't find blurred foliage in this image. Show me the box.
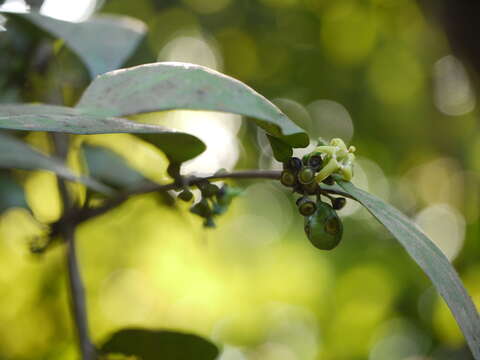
[0,0,479,359]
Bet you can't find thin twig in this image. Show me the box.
[63,222,96,360]
[70,169,354,227]
[52,134,96,360]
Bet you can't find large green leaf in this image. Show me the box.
[16,13,146,78]
[0,132,113,195]
[100,328,220,360]
[76,62,309,147]
[338,181,480,359]
[0,104,206,163]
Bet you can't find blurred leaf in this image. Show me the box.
[0,170,28,213]
[0,132,113,195]
[17,13,146,78]
[0,13,5,32]
[266,134,293,162]
[0,104,206,163]
[338,181,480,360]
[82,144,147,190]
[100,328,220,360]
[76,62,309,147]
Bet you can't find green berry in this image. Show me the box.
[303,181,319,195]
[298,167,315,184]
[197,181,219,197]
[308,155,323,170]
[296,196,317,216]
[190,200,211,217]
[178,189,193,202]
[280,170,296,187]
[286,157,303,172]
[304,201,343,250]
[332,197,346,210]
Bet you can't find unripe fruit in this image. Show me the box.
[287,157,303,172]
[298,167,315,184]
[280,170,296,187]
[332,197,346,210]
[304,201,343,250]
[303,181,319,195]
[308,155,323,170]
[190,200,211,217]
[198,181,220,197]
[178,189,193,202]
[296,196,317,216]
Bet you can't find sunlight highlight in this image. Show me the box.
[40,0,97,22]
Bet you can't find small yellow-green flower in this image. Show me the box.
[313,138,356,183]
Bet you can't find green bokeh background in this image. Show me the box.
[0,0,479,359]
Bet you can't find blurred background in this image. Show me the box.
[0,0,479,359]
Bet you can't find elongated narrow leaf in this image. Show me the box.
[100,328,219,360]
[0,170,28,213]
[0,104,206,163]
[82,144,147,190]
[0,132,113,195]
[76,62,309,147]
[338,181,480,359]
[16,13,146,78]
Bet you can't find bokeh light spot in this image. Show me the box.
[158,35,222,71]
[307,99,354,142]
[24,171,61,223]
[0,0,29,13]
[217,28,259,80]
[415,204,465,261]
[40,0,97,22]
[433,55,476,116]
[320,3,377,66]
[368,47,424,104]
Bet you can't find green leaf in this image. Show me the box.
[338,181,480,360]
[0,132,113,196]
[82,144,147,190]
[100,328,220,360]
[17,13,146,78]
[0,170,28,213]
[0,104,206,163]
[266,134,293,162]
[76,62,309,147]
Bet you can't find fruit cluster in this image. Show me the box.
[280,138,356,250]
[178,181,242,228]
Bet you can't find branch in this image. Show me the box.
[63,222,96,360]
[71,169,353,227]
[52,134,96,360]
